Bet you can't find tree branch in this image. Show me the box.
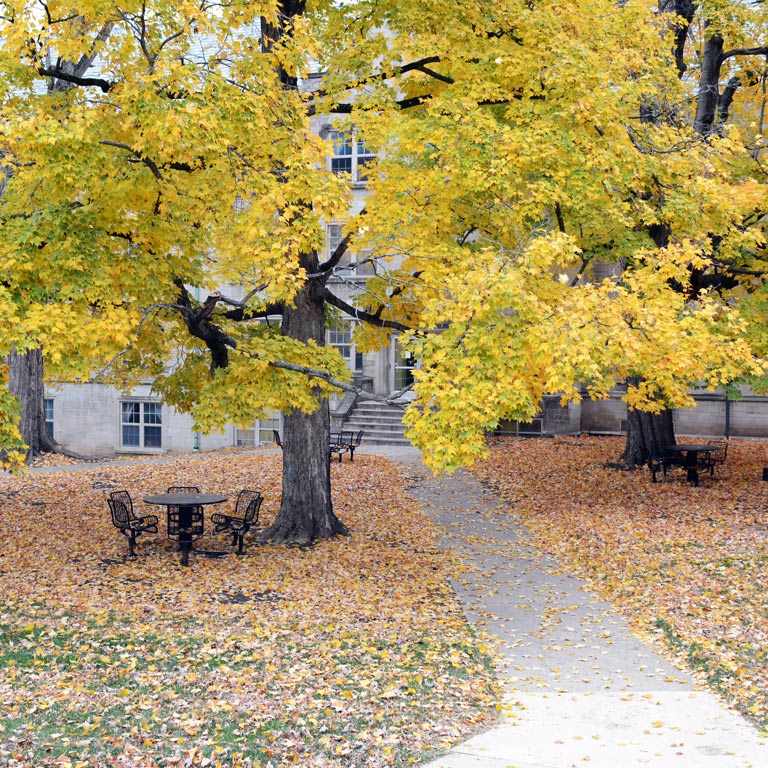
[323,289,413,332]
[318,208,367,273]
[37,67,113,92]
[263,355,412,406]
[100,140,162,179]
[721,46,768,62]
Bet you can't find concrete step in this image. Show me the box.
[344,418,406,430]
[346,426,408,440]
[341,400,409,446]
[360,435,412,446]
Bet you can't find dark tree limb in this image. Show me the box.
[174,283,237,372]
[659,0,695,77]
[323,289,413,332]
[38,66,113,92]
[721,46,768,62]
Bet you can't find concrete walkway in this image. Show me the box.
[359,445,768,768]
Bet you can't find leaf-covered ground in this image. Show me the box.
[471,435,768,729]
[0,452,498,768]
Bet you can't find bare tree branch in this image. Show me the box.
[37,67,113,92]
[721,46,768,62]
[264,355,412,406]
[323,289,414,332]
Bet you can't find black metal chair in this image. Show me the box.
[211,489,263,555]
[166,485,204,540]
[107,490,159,557]
[648,449,685,482]
[329,429,365,462]
[348,429,365,461]
[701,440,729,475]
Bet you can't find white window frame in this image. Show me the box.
[43,397,54,439]
[329,130,376,184]
[328,319,363,373]
[120,400,163,450]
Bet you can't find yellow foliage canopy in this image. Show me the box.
[0,0,765,472]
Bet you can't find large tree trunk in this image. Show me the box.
[262,275,349,544]
[7,347,58,458]
[620,407,676,469]
[621,8,726,469]
[695,31,725,135]
[256,0,346,543]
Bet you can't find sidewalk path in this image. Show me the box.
[368,447,768,768]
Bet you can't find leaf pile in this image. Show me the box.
[0,453,497,767]
[471,435,768,728]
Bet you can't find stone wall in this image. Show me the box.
[580,386,768,438]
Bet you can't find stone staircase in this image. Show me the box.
[340,400,411,446]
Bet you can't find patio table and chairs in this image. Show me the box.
[143,490,228,565]
[107,485,263,565]
[650,441,729,487]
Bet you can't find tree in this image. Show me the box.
[619,0,768,466]
[0,0,764,539]
[2,46,107,464]
[7,348,57,458]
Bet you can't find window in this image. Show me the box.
[329,130,376,183]
[44,398,54,439]
[329,320,363,372]
[328,223,344,260]
[258,411,281,446]
[235,410,281,447]
[121,401,162,449]
[235,427,256,447]
[326,223,374,277]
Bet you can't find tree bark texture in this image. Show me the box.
[695,32,725,135]
[620,407,676,469]
[262,273,349,544]
[7,347,58,457]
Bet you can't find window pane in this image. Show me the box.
[144,403,162,424]
[328,223,343,257]
[143,426,162,448]
[332,132,353,156]
[44,398,54,439]
[257,410,281,446]
[329,324,352,345]
[235,428,256,447]
[331,157,352,174]
[122,425,140,446]
[258,427,276,445]
[356,155,374,182]
[122,402,140,423]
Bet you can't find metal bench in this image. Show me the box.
[329,430,364,463]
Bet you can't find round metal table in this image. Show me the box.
[144,492,227,565]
